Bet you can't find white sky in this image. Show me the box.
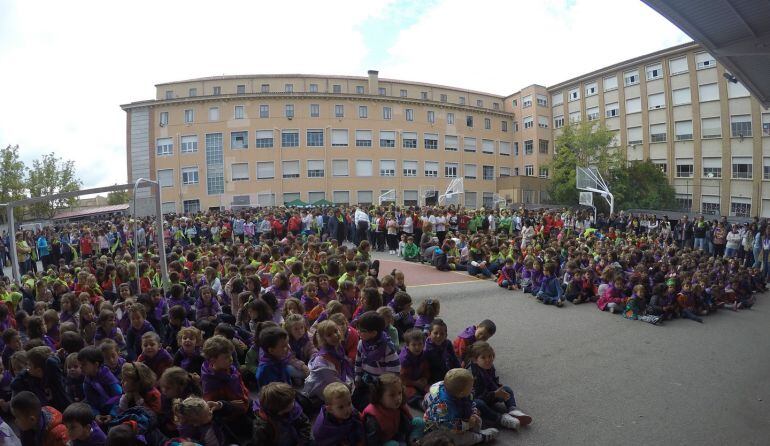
[0,0,690,189]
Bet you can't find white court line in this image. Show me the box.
[378,257,473,279]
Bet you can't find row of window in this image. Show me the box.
[650,157,770,180]
[155,131,522,156]
[156,159,528,187]
[621,115,770,145]
[166,83,502,110]
[552,52,717,106]
[669,195,752,218]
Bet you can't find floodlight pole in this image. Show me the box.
[4,205,20,284]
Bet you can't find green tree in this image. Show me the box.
[26,152,82,219]
[615,160,677,210]
[107,186,130,205]
[0,145,27,222]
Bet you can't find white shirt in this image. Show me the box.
[354,208,369,224]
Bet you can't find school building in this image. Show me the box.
[121,41,770,217]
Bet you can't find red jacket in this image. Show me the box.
[40,406,69,446]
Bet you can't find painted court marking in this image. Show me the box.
[376,256,484,287]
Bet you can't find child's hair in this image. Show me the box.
[328,313,348,327]
[65,352,80,369]
[361,287,382,312]
[42,309,58,325]
[27,316,46,340]
[99,339,118,355]
[201,335,233,359]
[370,373,405,406]
[282,297,303,318]
[357,311,386,333]
[128,303,146,318]
[121,362,157,394]
[105,423,136,446]
[98,309,116,325]
[61,331,85,354]
[444,368,474,396]
[376,306,394,322]
[1,328,18,345]
[159,367,202,396]
[380,274,395,288]
[403,328,425,344]
[314,320,340,347]
[141,331,161,345]
[259,326,288,351]
[62,402,94,426]
[322,382,350,403]
[477,319,497,336]
[10,351,28,373]
[391,291,412,312]
[468,341,495,360]
[324,300,343,316]
[26,346,52,370]
[258,382,295,414]
[9,390,41,417]
[169,305,187,322]
[416,298,440,319]
[176,326,204,347]
[173,396,209,423]
[283,314,306,334]
[632,284,645,295]
[429,318,447,333]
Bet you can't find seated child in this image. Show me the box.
[162,306,189,354]
[200,335,250,419]
[424,319,461,385]
[466,342,532,431]
[330,313,359,363]
[195,285,221,322]
[252,382,313,446]
[389,292,415,341]
[10,345,71,411]
[399,329,430,408]
[352,312,400,411]
[362,373,424,445]
[452,319,496,367]
[118,361,161,415]
[423,368,499,445]
[303,321,354,402]
[173,326,206,375]
[99,340,125,380]
[255,326,292,390]
[414,299,440,334]
[124,304,154,361]
[535,262,565,307]
[376,307,400,352]
[137,331,173,379]
[285,313,316,368]
[497,258,517,290]
[62,402,106,446]
[10,391,68,446]
[597,277,627,314]
[312,382,365,446]
[173,396,224,446]
[77,346,122,417]
[158,367,203,436]
[623,284,661,325]
[65,353,85,403]
[403,237,420,262]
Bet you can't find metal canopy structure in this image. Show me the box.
[643,0,770,108]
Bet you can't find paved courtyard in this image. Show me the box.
[377,254,770,446]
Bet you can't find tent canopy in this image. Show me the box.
[285,199,308,207]
[311,198,334,206]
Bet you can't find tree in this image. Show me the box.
[26,153,82,219]
[107,186,130,205]
[0,145,27,222]
[614,160,676,210]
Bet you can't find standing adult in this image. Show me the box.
[725,224,742,258]
[712,222,727,258]
[692,215,708,251]
[353,206,369,245]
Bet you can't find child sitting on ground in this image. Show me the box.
[403,237,420,262]
[62,402,107,446]
[362,373,424,445]
[137,331,173,379]
[352,311,400,411]
[424,319,461,385]
[119,361,161,415]
[255,326,292,389]
[77,346,122,418]
[399,328,430,409]
[311,382,365,446]
[10,391,68,446]
[252,382,313,446]
[414,298,440,333]
[453,319,496,366]
[302,320,354,403]
[376,307,399,351]
[535,262,565,307]
[173,396,223,446]
[200,335,250,420]
[173,326,205,375]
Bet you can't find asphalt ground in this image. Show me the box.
[374,253,770,445]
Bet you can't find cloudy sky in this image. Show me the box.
[0,0,690,188]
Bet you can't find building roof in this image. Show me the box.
[643,0,770,108]
[53,204,130,221]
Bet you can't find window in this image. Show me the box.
[307,160,325,178]
[282,193,300,205]
[699,83,719,102]
[358,105,368,118]
[183,200,200,214]
[424,161,438,177]
[378,87,386,96]
[763,113,770,136]
[356,160,372,177]
[702,196,720,215]
[230,163,248,181]
[156,137,173,156]
[165,90,174,99]
[282,130,300,147]
[447,113,454,125]
[282,161,300,178]
[260,84,269,93]
[236,85,246,94]
[476,99,483,107]
[501,120,508,132]
[400,132,416,149]
[161,202,176,214]
[445,135,458,151]
[702,158,722,178]
[259,104,269,118]
[524,140,533,155]
[285,104,294,118]
[424,133,438,150]
[427,111,435,124]
[422,92,429,100]
[701,117,722,138]
[159,111,169,126]
[403,190,418,207]
[464,164,477,179]
[523,95,533,108]
[331,129,348,147]
[603,75,618,91]
[482,139,495,154]
[466,115,473,127]
[483,165,494,180]
[444,163,458,178]
[539,139,549,154]
[332,159,348,177]
[732,156,752,179]
[524,165,534,176]
[257,193,275,206]
[309,84,318,93]
[538,116,549,128]
[463,137,476,152]
[536,94,548,106]
[334,104,344,118]
[675,159,694,178]
[484,118,491,130]
[284,84,293,93]
[627,126,642,145]
[605,102,619,118]
[669,57,688,75]
[493,102,500,110]
[256,161,275,179]
[765,157,770,180]
[382,107,392,120]
[500,167,511,177]
[234,105,244,119]
[554,115,565,128]
[514,142,519,156]
[356,130,372,147]
[569,111,581,123]
[586,107,599,121]
[672,87,691,105]
[552,92,563,105]
[646,63,663,80]
[309,104,320,118]
[403,160,418,177]
[464,191,477,209]
[307,129,324,147]
[731,115,752,137]
[650,123,667,142]
[405,109,414,122]
[208,107,220,121]
[695,52,716,70]
[400,89,407,98]
[231,131,248,149]
[184,109,194,123]
[675,194,693,211]
[675,120,693,140]
[648,92,665,109]
[205,133,224,194]
[440,94,447,102]
[157,169,174,187]
[380,131,396,148]
[514,167,519,176]
[730,198,751,217]
[499,141,511,156]
[652,160,667,173]
[332,84,341,93]
[523,116,534,129]
[357,190,373,205]
[213,86,221,95]
[181,135,197,153]
[626,97,641,114]
[585,82,598,96]
[356,86,364,94]
[568,88,579,102]
[727,81,750,98]
[380,160,396,177]
[255,130,273,148]
[624,70,639,86]
[333,191,350,205]
[539,167,549,178]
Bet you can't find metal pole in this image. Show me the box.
[6,206,20,284]
[153,182,169,290]
[133,179,142,294]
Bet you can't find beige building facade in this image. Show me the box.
[122,42,770,217]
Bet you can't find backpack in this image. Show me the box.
[378,218,386,232]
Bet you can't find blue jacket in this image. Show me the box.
[537,274,564,300]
